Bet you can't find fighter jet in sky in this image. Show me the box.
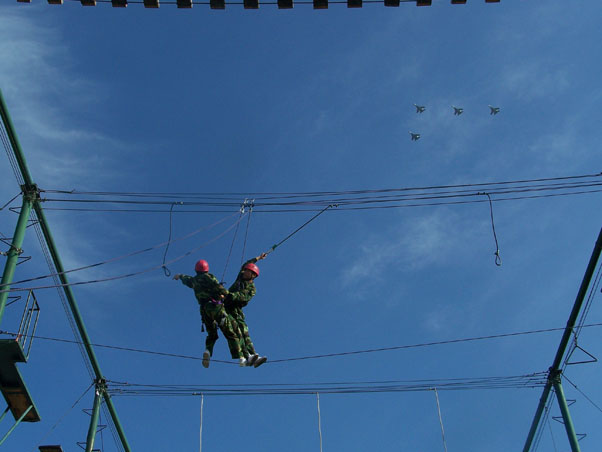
[452,106,464,116]
[414,104,426,113]
[409,132,421,141]
[489,105,500,115]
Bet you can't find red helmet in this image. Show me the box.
[195,260,209,273]
[243,262,259,277]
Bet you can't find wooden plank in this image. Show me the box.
[244,0,259,8]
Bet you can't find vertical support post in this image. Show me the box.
[0,190,33,325]
[523,226,602,452]
[1,88,131,452]
[316,392,323,452]
[85,382,103,452]
[432,388,449,452]
[552,372,581,452]
[0,405,32,446]
[0,406,10,424]
[522,383,553,452]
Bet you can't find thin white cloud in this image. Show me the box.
[500,61,569,102]
[0,6,124,189]
[340,209,485,296]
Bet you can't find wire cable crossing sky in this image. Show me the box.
[0,1,601,451]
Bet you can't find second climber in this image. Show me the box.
[173,259,247,368]
[225,252,268,368]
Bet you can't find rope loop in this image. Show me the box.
[162,202,182,277]
[478,192,502,267]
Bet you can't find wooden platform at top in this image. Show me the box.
[0,339,40,422]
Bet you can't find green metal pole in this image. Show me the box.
[522,382,552,452]
[85,385,102,452]
[0,191,33,324]
[0,89,131,451]
[0,407,10,424]
[522,226,602,452]
[0,405,32,446]
[552,371,581,452]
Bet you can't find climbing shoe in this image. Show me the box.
[253,356,267,368]
[202,350,211,369]
[246,354,259,367]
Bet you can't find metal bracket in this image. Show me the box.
[552,415,564,425]
[25,219,39,229]
[75,441,101,451]
[5,295,22,308]
[20,183,40,203]
[16,255,31,266]
[566,344,598,365]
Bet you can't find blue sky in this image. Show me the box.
[1,1,602,451]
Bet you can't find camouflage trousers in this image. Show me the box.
[201,302,242,359]
[232,314,256,357]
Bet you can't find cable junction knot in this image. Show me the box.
[20,183,40,203]
[1,245,24,257]
[240,198,254,214]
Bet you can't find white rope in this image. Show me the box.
[433,388,448,452]
[316,392,323,452]
[199,394,204,452]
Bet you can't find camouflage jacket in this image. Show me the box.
[180,272,228,305]
[226,258,258,317]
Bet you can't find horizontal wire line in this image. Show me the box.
[562,374,602,414]
[105,373,549,397]
[44,178,600,203]
[40,181,602,207]
[105,372,548,389]
[38,187,602,214]
[45,172,602,198]
[0,210,239,288]
[2,323,600,366]
[1,211,247,293]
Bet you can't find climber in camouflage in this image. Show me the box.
[173,259,246,368]
[225,252,268,368]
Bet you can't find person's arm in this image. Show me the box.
[240,253,267,271]
[229,283,256,307]
[173,274,194,288]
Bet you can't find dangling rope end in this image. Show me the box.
[162,265,171,277]
[481,192,503,267]
[494,250,502,267]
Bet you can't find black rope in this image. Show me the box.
[265,204,337,255]
[38,187,602,214]
[27,382,94,452]
[479,193,501,266]
[6,323,602,366]
[562,374,602,414]
[221,205,245,283]
[162,203,180,277]
[241,200,253,266]
[2,211,238,289]
[3,215,246,293]
[0,192,20,211]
